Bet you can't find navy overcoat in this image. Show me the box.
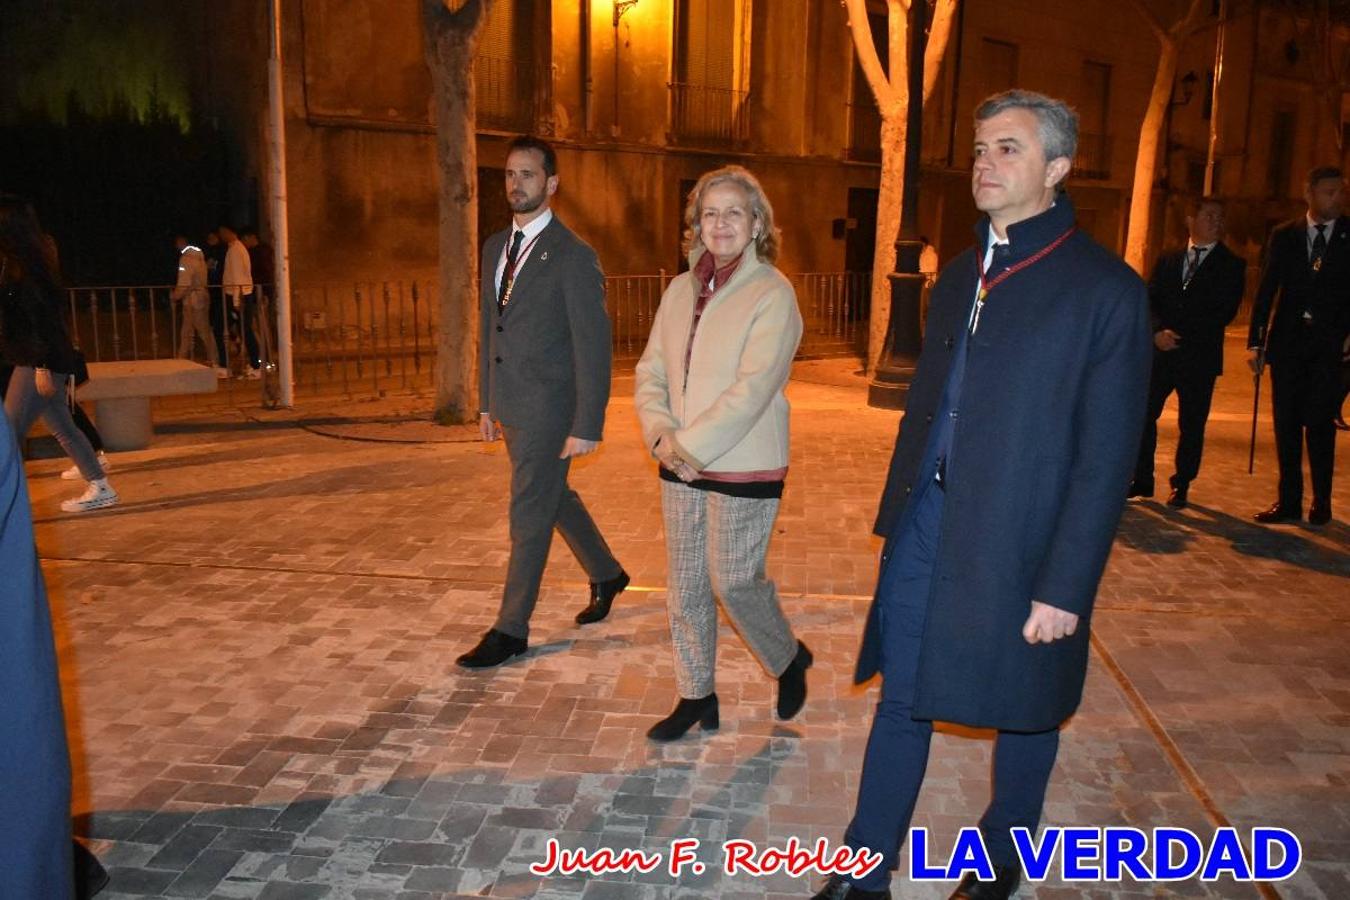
[856,197,1152,732]
[0,408,74,894]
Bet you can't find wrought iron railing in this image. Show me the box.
[791,272,872,358]
[669,82,750,145]
[65,270,871,401]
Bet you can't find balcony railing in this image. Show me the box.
[475,55,535,133]
[669,82,750,146]
[1073,132,1112,181]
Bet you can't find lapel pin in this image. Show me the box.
[540,251,549,261]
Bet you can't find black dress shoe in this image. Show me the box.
[1309,500,1332,526]
[811,874,891,899]
[575,569,630,625]
[1254,502,1301,524]
[647,694,718,742]
[948,863,1021,900]
[1127,480,1154,499]
[73,840,109,898]
[456,628,528,669]
[1166,485,1189,509]
[777,640,813,720]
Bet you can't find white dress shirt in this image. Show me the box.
[494,208,553,295]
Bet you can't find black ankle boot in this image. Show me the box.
[647,694,719,742]
[777,641,813,720]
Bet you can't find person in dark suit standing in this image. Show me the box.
[1248,166,1350,526]
[813,91,1151,900]
[457,136,629,669]
[1129,197,1246,508]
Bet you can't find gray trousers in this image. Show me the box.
[4,367,106,481]
[660,480,798,699]
[495,423,622,639]
[178,300,221,366]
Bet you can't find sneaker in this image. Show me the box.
[243,367,262,380]
[62,452,111,481]
[61,478,119,513]
[215,367,230,378]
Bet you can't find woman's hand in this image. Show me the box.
[654,436,699,483]
[34,367,56,398]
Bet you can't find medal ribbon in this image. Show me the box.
[971,226,1076,333]
[977,226,1077,302]
[500,232,544,308]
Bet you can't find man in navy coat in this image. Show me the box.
[0,408,74,896]
[814,91,1151,900]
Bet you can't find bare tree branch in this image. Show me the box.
[888,0,907,105]
[1128,0,1169,42]
[924,0,958,102]
[844,0,897,108]
[1171,0,1210,39]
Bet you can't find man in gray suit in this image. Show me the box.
[457,135,629,669]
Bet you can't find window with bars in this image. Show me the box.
[475,0,537,132]
[846,12,886,162]
[1267,107,1297,198]
[1074,61,1112,180]
[671,0,750,145]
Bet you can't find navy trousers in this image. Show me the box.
[842,478,1061,891]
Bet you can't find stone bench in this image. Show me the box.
[77,360,218,451]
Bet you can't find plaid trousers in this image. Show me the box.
[660,480,799,699]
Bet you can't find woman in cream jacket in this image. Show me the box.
[634,165,811,741]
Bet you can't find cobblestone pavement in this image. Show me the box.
[27,335,1348,899]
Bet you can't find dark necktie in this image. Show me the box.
[1183,246,1205,287]
[971,243,1011,334]
[498,230,525,308]
[985,242,1012,279]
[1311,224,1327,271]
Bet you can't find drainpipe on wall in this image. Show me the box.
[581,0,594,134]
[1204,0,1227,196]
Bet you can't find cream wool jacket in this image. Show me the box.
[634,246,803,473]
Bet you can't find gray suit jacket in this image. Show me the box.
[478,215,612,441]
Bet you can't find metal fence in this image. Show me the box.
[66,271,870,401]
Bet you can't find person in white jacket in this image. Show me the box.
[170,235,226,377]
[219,224,260,379]
[634,165,811,742]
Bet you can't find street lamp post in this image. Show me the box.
[867,0,928,409]
[268,0,294,407]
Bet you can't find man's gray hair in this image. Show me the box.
[975,90,1079,163]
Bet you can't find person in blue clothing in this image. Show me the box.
[814,91,1152,900]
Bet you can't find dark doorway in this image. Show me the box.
[478,167,505,252]
[677,178,698,272]
[845,187,879,324]
[845,187,879,273]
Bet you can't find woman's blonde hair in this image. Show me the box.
[682,165,780,264]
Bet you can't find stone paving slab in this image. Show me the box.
[25,337,1349,899]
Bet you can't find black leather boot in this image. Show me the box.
[647,694,719,742]
[777,640,813,720]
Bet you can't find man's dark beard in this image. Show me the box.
[509,193,544,213]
